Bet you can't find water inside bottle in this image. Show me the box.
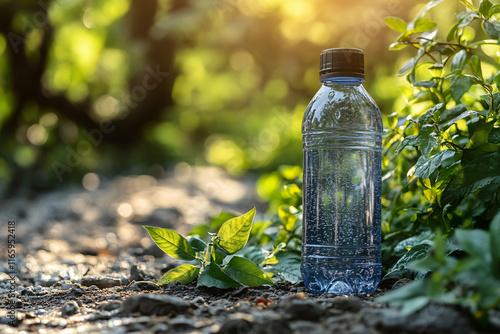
[301,146,382,295]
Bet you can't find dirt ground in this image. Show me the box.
[0,167,492,333]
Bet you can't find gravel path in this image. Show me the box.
[0,167,490,333]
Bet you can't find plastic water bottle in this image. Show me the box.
[301,48,383,295]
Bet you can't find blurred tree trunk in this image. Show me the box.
[0,0,184,145]
[107,0,182,146]
[0,0,187,194]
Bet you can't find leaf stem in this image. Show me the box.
[408,43,438,63]
[441,140,465,151]
[416,38,468,50]
[204,242,212,266]
[481,83,494,117]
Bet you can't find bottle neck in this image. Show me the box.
[321,76,365,85]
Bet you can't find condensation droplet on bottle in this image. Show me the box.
[335,110,341,119]
[328,91,336,100]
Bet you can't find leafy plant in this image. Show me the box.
[143,208,274,288]
[382,0,500,272]
[379,0,500,326]
[378,212,500,325]
[180,170,305,284]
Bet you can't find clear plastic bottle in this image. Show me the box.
[301,48,383,295]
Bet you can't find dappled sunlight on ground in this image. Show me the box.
[0,167,263,259]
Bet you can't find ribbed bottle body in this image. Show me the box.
[301,78,382,295]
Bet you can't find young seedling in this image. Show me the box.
[143,208,274,288]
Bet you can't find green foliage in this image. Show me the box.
[180,171,305,284]
[143,226,197,261]
[381,0,500,324]
[216,208,255,254]
[379,212,500,324]
[383,0,500,260]
[158,264,200,285]
[198,263,241,289]
[224,256,274,287]
[265,250,302,282]
[143,208,274,288]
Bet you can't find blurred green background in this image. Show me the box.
[0,0,461,195]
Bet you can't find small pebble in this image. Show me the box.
[283,299,323,321]
[61,300,79,317]
[80,277,122,289]
[128,281,159,291]
[192,296,205,304]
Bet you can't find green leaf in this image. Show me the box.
[187,237,207,252]
[439,104,468,123]
[377,279,427,303]
[443,69,462,79]
[389,42,409,50]
[143,226,197,261]
[480,92,500,113]
[279,165,302,180]
[490,212,500,275]
[414,18,437,32]
[455,229,491,260]
[483,20,500,38]
[284,183,301,199]
[457,11,479,28]
[467,122,493,148]
[459,0,476,11]
[213,240,229,257]
[413,80,437,88]
[158,264,200,285]
[274,230,288,248]
[385,16,407,33]
[468,55,483,80]
[494,71,500,87]
[439,110,477,131]
[401,296,431,315]
[384,243,432,279]
[451,50,467,72]
[278,205,297,232]
[418,103,444,126]
[419,125,440,158]
[450,76,472,103]
[224,256,274,287]
[197,263,241,288]
[489,127,500,144]
[267,251,302,282]
[396,124,438,157]
[211,247,225,264]
[217,208,256,254]
[415,150,456,179]
[398,47,426,77]
[490,4,500,17]
[441,151,500,205]
[398,57,417,77]
[240,246,269,265]
[479,0,493,19]
[432,230,446,264]
[393,231,435,256]
[416,0,445,20]
[447,22,459,42]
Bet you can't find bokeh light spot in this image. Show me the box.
[230,50,255,71]
[117,202,133,219]
[82,172,100,191]
[94,95,119,118]
[27,124,48,146]
[40,113,58,128]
